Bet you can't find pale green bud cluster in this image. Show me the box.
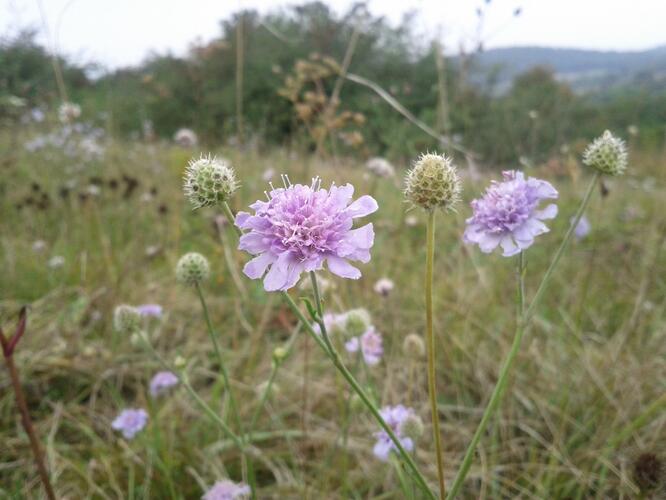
[582,130,628,176]
[404,153,461,211]
[176,252,210,285]
[113,305,141,334]
[272,346,289,364]
[344,308,372,337]
[184,155,239,209]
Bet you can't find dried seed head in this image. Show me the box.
[582,130,628,176]
[184,155,238,209]
[113,305,141,334]
[402,333,426,359]
[632,452,663,493]
[404,153,461,211]
[176,252,210,285]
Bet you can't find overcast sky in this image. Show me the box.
[2,0,663,69]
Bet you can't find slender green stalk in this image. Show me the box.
[219,200,435,498]
[425,210,446,499]
[137,332,244,451]
[223,201,243,237]
[247,324,300,434]
[524,172,600,323]
[194,282,255,496]
[446,252,526,499]
[194,282,242,431]
[447,173,600,499]
[284,279,436,500]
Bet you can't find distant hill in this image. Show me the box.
[462,45,666,94]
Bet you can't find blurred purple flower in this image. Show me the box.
[136,304,163,318]
[345,327,383,366]
[111,408,148,439]
[149,371,179,397]
[373,405,415,461]
[202,480,251,499]
[463,171,558,256]
[236,178,377,291]
[571,214,591,241]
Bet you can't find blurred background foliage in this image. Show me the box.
[2,1,666,164]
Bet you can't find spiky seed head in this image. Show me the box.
[344,308,372,337]
[582,130,628,176]
[399,414,424,441]
[113,305,141,334]
[184,155,238,209]
[402,333,426,359]
[404,153,461,211]
[175,252,210,285]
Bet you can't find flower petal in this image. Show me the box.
[477,233,502,253]
[500,236,521,256]
[243,253,275,279]
[535,203,558,220]
[345,195,378,218]
[327,256,361,279]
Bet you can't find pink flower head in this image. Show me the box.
[373,405,415,461]
[235,178,378,291]
[202,480,251,500]
[571,214,591,241]
[136,304,163,318]
[111,408,148,439]
[463,171,558,256]
[346,327,383,366]
[149,371,179,397]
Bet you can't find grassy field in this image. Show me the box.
[1,133,665,499]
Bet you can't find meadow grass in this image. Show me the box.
[1,138,664,498]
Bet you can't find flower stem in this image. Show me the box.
[220,201,434,498]
[137,332,245,451]
[425,210,446,499]
[447,172,600,499]
[523,171,600,323]
[194,282,255,495]
[3,354,56,500]
[446,251,526,499]
[223,201,243,238]
[194,282,242,432]
[282,283,436,500]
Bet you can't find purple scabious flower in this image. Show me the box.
[235,178,378,291]
[463,171,558,257]
[345,327,383,366]
[202,480,251,500]
[373,405,415,461]
[149,371,179,397]
[136,304,163,318]
[111,408,148,439]
[571,214,591,241]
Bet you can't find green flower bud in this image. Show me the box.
[184,155,239,209]
[272,346,288,364]
[176,252,210,285]
[344,308,372,337]
[113,305,141,334]
[404,153,461,212]
[582,130,628,176]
